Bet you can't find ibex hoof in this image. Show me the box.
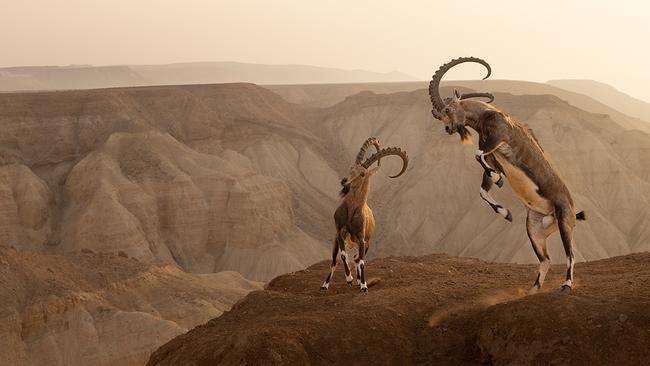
[528,286,540,295]
[561,285,572,293]
[360,288,368,294]
[347,281,353,288]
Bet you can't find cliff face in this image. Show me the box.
[1,82,650,279]
[0,247,261,366]
[58,130,323,281]
[0,84,329,282]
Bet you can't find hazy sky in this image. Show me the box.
[2,1,650,101]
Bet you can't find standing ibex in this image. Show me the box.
[428,57,585,293]
[321,138,408,293]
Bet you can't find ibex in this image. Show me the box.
[321,138,408,293]
[428,57,585,293]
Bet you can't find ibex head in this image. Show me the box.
[428,57,495,144]
[340,138,409,197]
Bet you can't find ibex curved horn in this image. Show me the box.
[429,57,492,117]
[361,147,408,178]
[356,137,381,165]
[460,92,494,104]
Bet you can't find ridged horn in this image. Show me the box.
[361,147,408,178]
[429,57,492,116]
[460,92,494,103]
[356,137,381,165]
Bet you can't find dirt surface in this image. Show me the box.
[148,252,650,366]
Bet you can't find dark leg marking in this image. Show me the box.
[356,260,360,284]
[355,235,368,293]
[475,137,505,186]
[480,171,512,221]
[321,238,340,290]
[336,230,353,286]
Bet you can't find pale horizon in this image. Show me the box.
[2,1,650,102]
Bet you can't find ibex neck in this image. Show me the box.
[346,179,371,207]
[460,99,497,132]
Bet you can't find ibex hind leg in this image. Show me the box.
[526,210,554,294]
[556,206,576,293]
[354,243,368,285]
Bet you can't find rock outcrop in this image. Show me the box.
[148,252,650,366]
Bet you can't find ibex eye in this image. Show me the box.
[360,172,365,177]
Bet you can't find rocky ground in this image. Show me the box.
[149,252,650,366]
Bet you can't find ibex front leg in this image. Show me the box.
[320,229,353,290]
[338,231,354,287]
[476,135,505,188]
[480,170,512,221]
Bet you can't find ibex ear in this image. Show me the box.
[453,89,461,101]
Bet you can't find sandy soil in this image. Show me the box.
[148,252,650,366]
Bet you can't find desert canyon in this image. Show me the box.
[1,67,649,364]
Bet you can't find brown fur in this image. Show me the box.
[322,140,408,292]
[439,96,584,291]
[458,125,474,144]
[336,165,376,247]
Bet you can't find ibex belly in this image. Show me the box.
[494,153,554,215]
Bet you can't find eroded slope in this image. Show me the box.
[0,246,261,366]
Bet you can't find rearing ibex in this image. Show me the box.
[428,57,585,293]
[321,138,408,293]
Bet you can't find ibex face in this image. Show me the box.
[439,91,466,135]
[429,57,494,144]
[340,164,371,196]
[339,138,409,197]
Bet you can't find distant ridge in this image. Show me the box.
[132,61,416,85]
[0,65,148,91]
[548,79,650,123]
[268,80,650,133]
[0,62,416,92]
